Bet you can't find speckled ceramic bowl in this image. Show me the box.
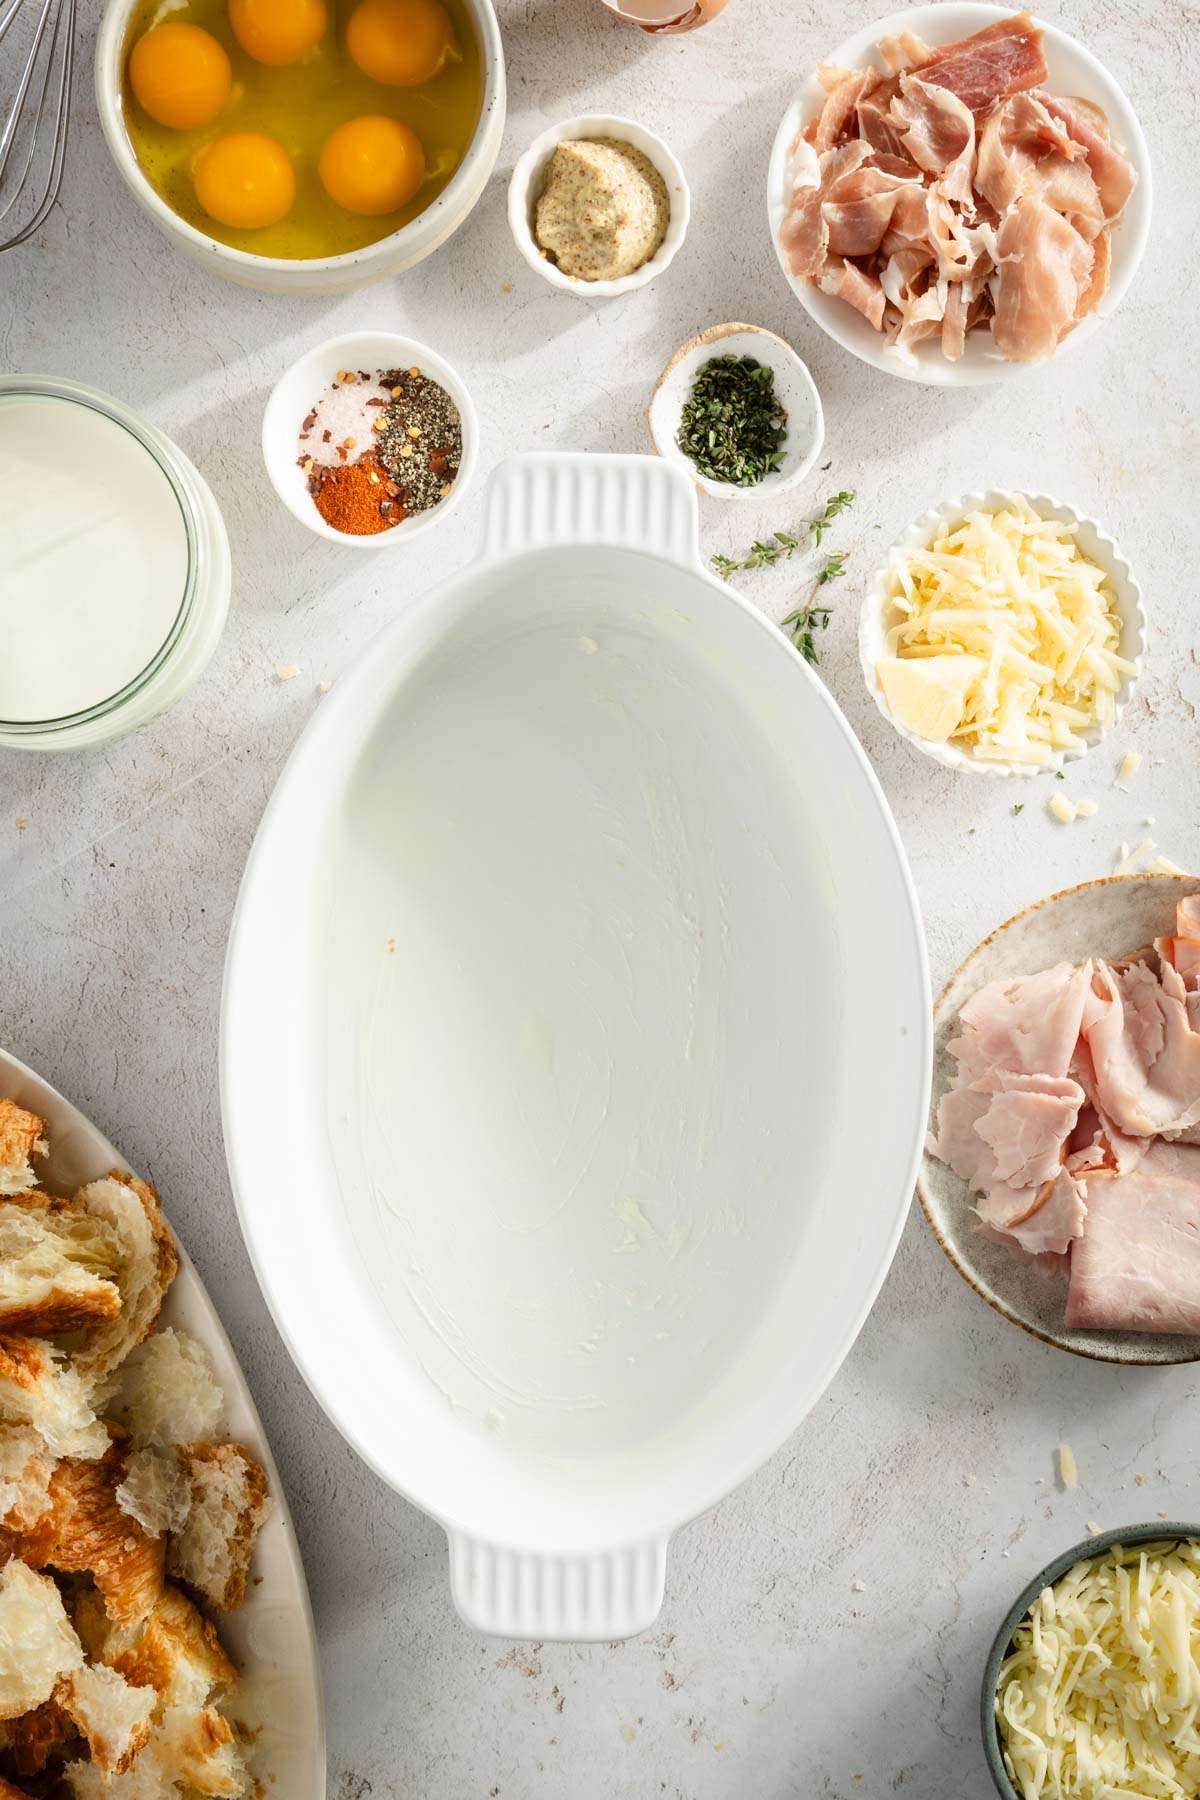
[646,322,824,502]
[921,873,1200,1366]
[983,1522,1200,1799]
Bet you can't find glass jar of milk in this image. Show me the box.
[0,376,231,751]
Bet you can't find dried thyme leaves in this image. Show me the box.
[676,354,787,488]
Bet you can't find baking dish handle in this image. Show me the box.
[481,451,701,569]
[447,1531,670,1642]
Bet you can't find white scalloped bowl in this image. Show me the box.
[765,3,1153,387]
[859,490,1145,778]
[508,114,691,297]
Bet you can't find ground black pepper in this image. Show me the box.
[374,367,462,514]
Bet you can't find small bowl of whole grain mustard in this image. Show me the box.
[507,113,691,297]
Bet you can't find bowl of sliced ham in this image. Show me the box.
[767,5,1151,384]
[921,875,1200,1364]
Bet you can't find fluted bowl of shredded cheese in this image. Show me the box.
[861,492,1144,776]
[983,1526,1200,1800]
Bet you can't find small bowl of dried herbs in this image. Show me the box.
[647,322,824,502]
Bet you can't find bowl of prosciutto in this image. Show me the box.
[921,875,1200,1364]
[766,5,1152,384]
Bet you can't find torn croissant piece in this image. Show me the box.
[0,1778,41,1800]
[116,1443,192,1539]
[70,1174,179,1384]
[0,1199,123,1337]
[56,1662,158,1779]
[0,1100,49,1198]
[63,1749,182,1799]
[112,1328,226,1452]
[3,1693,74,1776]
[0,1335,108,1461]
[0,1420,57,1532]
[0,1558,84,1721]
[169,1443,270,1613]
[70,1584,245,1797]
[74,1583,237,1712]
[25,1437,166,1626]
[155,1703,247,1797]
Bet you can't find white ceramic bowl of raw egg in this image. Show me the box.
[95,0,506,295]
[262,330,478,547]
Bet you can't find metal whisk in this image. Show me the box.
[0,0,74,255]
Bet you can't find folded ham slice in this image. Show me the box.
[1082,958,1200,1137]
[948,961,1093,1082]
[1065,1142,1200,1334]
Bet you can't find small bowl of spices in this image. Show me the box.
[647,323,824,502]
[262,331,477,547]
[508,113,690,297]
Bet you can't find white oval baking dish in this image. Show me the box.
[221,452,931,1640]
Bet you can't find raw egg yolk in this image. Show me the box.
[194,133,296,229]
[228,0,328,66]
[318,115,425,215]
[345,0,453,87]
[128,23,232,131]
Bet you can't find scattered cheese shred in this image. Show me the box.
[1116,838,1157,875]
[997,1539,1200,1800]
[276,664,300,682]
[1115,750,1142,788]
[1149,856,1187,876]
[876,499,1132,767]
[1058,1444,1078,1489]
[1050,796,1079,824]
[1076,799,1098,819]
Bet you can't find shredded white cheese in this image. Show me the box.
[1076,799,1098,820]
[1115,751,1142,788]
[1058,1444,1078,1489]
[875,499,1132,767]
[997,1539,1200,1800]
[1149,856,1187,876]
[1116,838,1157,876]
[1050,796,1079,825]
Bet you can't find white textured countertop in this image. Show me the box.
[2,2,1198,1795]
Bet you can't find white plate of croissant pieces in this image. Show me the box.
[0,1047,324,1799]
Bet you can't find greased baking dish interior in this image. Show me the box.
[221,453,930,1640]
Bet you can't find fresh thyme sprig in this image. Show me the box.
[781,553,852,663]
[711,492,857,664]
[711,491,855,578]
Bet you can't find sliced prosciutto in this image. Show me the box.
[1065,1142,1200,1334]
[910,12,1047,113]
[889,75,977,207]
[778,12,1137,365]
[992,194,1094,363]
